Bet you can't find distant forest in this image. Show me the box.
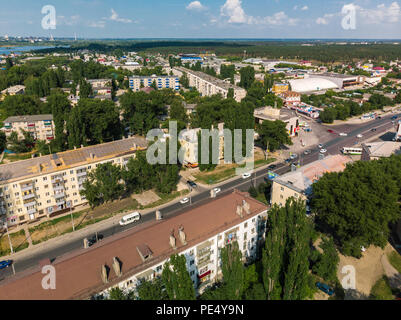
[34,40,401,64]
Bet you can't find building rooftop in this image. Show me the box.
[174,67,245,92]
[3,114,53,123]
[274,154,352,195]
[0,190,267,300]
[0,136,147,184]
[362,142,401,158]
[312,72,358,80]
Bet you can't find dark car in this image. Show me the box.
[371,128,377,132]
[88,234,104,246]
[327,129,336,134]
[0,260,13,270]
[267,164,277,170]
[187,180,197,188]
[316,282,334,296]
[376,116,382,119]
[391,115,398,120]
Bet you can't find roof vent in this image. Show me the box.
[136,244,153,262]
[242,200,251,215]
[236,205,243,218]
[101,264,109,284]
[112,257,122,277]
[170,230,177,250]
[178,226,187,245]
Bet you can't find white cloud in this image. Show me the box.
[57,15,80,26]
[301,6,309,11]
[220,0,298,26]
[294,5,308,11]
[186,1,206,11]
[88,20,106,28]
[356,2,400,24]
[315,13,335,25]
[109,8,133,23]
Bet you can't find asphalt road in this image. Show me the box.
[1,111,400,281]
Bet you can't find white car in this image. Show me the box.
[339,132,348,136]
[318,144,323,149]
[242,172,252,179]
[320,149,327,154]
[356,134,363,138]
[180,198,190,204]
[213,188,221,194]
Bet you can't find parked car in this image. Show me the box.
[320,148,327,154]
[339,132,348,136]
[391,115,398,120]
[213,188,221,195]
[318,144,323,149]
[371,128,377,132]
[88,234,104,246]
[241,172,252,179]
[180,198,190,204]
[304,149,312,155]
[290,154,298,160]
[187,180,197,189]
[267,164,277,170]
[0,260,13,270]
[316,282,334,296]
[376,116,382,120]
[327,129,335,134]
[356,134,363,138]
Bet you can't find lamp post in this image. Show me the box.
[69,202,75,232]
[4,221,13,254]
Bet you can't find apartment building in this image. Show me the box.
[172,67,247,103]
[2,114,55,141]
[0,136,147,226]
[271,154,352,207]
[0,190,268,299]
[87,79,111,88]
[129,75,180,92]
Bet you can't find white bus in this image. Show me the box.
[119,212,141,226]
[341,147,363,155]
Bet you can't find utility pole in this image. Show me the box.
[69,203,75,232]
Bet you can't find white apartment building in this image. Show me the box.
[0,190,268,300]
[129,75,180,92]
[0,136,147,226]
[2,114,55,141]
[172,67,247,103]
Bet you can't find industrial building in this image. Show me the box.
[0,190,268,300]
[172,67,246,102]
[289,73,361,93]
[2,114,55,142]
[0,136,147,226]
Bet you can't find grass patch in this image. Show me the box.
[388,251,401,273]
[142,190,190,209]
[370,276,394,300]
[0,229,27,256]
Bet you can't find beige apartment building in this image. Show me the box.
[271,154,352,207]
[2,115,55,142]
[0,136,147,226]
[173,67,247,102]
[129,75,180,92]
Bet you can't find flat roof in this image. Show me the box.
[274,154,352,195]
[362,142,401,157]
[4,114,53,123]
[0,136,147,184]
[312,72,358,80]
[0,190,267,300]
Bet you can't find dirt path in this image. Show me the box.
[382,246,401,290]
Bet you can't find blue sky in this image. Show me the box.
[1,0,401,39]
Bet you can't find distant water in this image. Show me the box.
[0,46,56,55]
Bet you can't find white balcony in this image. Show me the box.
[22,193,35,201]
[76,171,87,177]
[24,200,36,207]
[27,208,37,215]
[54,192,65,199]
[21,184,34,192]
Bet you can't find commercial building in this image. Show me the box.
[0,136,147,226]
[129,75,180,92]
[272,83,289,94]
[2,115,55,141]
[289,73,361,93]
[0,190,268,300]
[361,142,401,160]
[173,67,246,102]
[279,91,302,106]
[254,107,299,137]
[271,154,352,207]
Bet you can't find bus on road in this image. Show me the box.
[341,147,363,155]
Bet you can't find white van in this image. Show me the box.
[119,212,141,226]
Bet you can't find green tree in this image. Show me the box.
[0,131,6,152]
[257,120,292,152]
[220,241,245,299]
[161,254,196,300]
[311,236,339,283]
[136,277,167,300]
[239,66,255,90]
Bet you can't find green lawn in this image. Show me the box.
[370,276,394,300]
[388,251,401,273]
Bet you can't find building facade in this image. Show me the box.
[129,76,180,92]
[254,106,300,137]
[2,115,55,141]
[173,67,246,102]
[0,136,147,226]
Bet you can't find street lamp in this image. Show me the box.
[4,221,13,254]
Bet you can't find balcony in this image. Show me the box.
[77,176,87,183]
[22,193,35,201]
[56,198,66,206]
[76,170,87,177]
[53,184,65,192]
[27,208,37,215]
[21,184,34,192]
[24,200,36,207]
[54,192,65,199]
[51,176,63,184]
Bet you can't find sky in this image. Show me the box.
[1,0,401,39]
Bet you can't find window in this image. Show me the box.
[244,222,248,228]
[244,232,247,240]
[13,184,17,188]
[243,242,246,250]
[281,187,284,191]
[218,235,222,241]
[190,260,195,266]
[71,178,75,182]
[43,177,47,181]
[70,170,74,174]
[45,185,49,189]
[251,228,255,234]
[280,195,284,199]
[46,192,50,196]
[190,270,195,276]
[47,200,51,204]
[14,193,19,197]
